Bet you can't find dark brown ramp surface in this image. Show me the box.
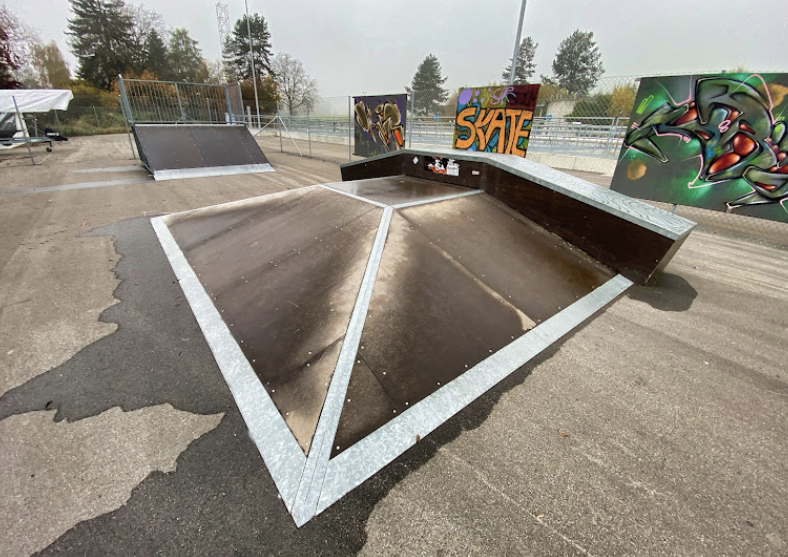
[133,124,273,181]
[155,174,637,525]
[328,175,469,205]
[331,194,614,456]
[167,186,383,452]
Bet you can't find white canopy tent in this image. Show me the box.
[0,89,74,113]
[0,90,74,162]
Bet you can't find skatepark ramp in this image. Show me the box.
[152,149,695,525]
[132,124,273,181]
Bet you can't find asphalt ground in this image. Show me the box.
[1,135,787,557]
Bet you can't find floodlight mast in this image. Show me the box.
[508,0,527,86]
[245,0,261,128]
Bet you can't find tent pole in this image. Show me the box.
[13,96,35,165]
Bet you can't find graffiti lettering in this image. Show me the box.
[453,84,540,158]
[455,107,533,156]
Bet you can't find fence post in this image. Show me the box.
[306,103,312,157]
[348,96,352,162]
[237,82,244,124]
[224,84,234,124]
[408,91,415,148]
[117,75,134,124]
[276,100,283,153]
[117,75,136,159]
[247,105,252,127]
[93,105,100,127]
[174,82,186,122]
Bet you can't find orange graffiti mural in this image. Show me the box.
[454,107,534,156]
[452,85,540,158]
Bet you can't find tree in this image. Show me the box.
[223,14,273,82]
[144,29,168,79]
[125,5,164,74]
[547,30,604,96]
[406,54,448,115]
[0,18,22,88]
[67,0,135,90]
[30,41,71,88]
[502,37,537,85]
[202,59,225,84]
[270,53,318,114]
[0,5,37,88]
[567,93,612,123]
[239,75,278,109]
[608,84,637,118]
[536,81,569,102]
[166,28,203,82]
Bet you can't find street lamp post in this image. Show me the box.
[245,0,261,128]
[508,0,528,86]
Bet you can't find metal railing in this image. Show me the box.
[250,113,629,159]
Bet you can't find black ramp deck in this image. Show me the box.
[327,175,470,205]
[132,124,273,181]
[331,195,614,456]
[166,187,383,452]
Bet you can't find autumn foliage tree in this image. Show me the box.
[608,84,637,118]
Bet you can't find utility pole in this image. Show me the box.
[245,0,261,128]
[508,0,528,86]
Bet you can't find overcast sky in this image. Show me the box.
[6,0,788,98]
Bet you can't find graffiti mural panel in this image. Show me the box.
[353,94,408,158]
[611,73,788,223]
[452,84,540,157]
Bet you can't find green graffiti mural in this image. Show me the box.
[610,74,788,223]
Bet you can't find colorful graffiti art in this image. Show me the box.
[353,94,407,157]
[611,74,788,223]
[452,84,540,157]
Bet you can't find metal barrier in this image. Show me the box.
[117,76,245,125]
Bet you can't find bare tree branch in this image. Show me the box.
[270,53,319,114]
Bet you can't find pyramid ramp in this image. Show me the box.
[152,150,695,526]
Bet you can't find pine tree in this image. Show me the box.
[145,29,168,79]
[67,0,135,90]
[548,30,604,96]
[502,37,537,85]
[166,28,203,82]
[406,54,448,115]
[223,14,273,81]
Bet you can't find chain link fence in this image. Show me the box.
[26,103,126,137]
